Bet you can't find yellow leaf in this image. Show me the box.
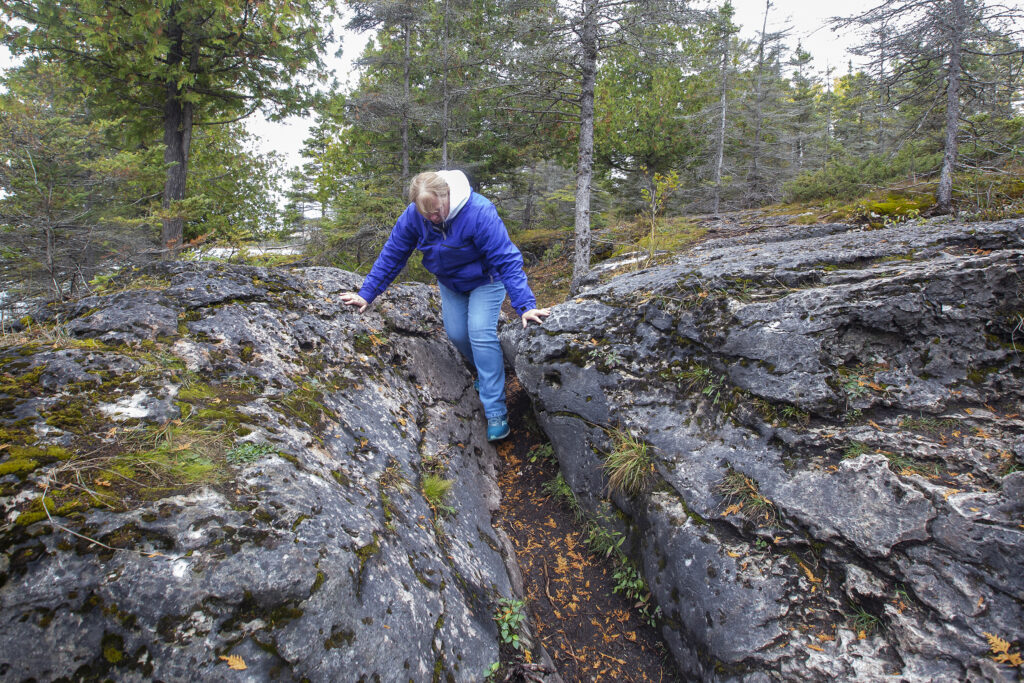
[220,654,247,670]
[727,551,741,558]
[817,633,835,642]
[994,653,1023,667]
[807,644,825,652]
[985,632,1012,655]
[858,630,867,640]
[964,408,973,414]
[798,561,821,583]
[721,502,743,517]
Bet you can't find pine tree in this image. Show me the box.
[1,0,338,252]
[833,0,1024,212]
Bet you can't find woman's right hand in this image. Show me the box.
[340,292,368,312]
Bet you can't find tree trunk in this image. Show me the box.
[570,0,598,295]
[746,0,769,207]
[160,91,193,254]
[937,0,964,214]
[712,31,729,216]
[159,12,192,255]
[402,20,411,181]
[441,0,450,169]
[523,169,535,232]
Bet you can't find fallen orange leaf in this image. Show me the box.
[220,654,247,670]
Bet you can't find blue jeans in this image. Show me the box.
[438,280,507,418]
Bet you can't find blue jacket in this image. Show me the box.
[357,177,538,315]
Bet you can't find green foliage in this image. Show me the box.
[2,0,338,248]
[493,598,526,651]
[0,60,152,302]
[585,516,626,560]
[640,170,681,261]
[528,443,557,466]
[611,563,660,627]
[849,604,881,635]
[784,147,944,203]
[676,362,727,406]
[843,441,871,460]
[602,430,654,497]
[421,474,454,516]
[225,441,277,465]
[541,472,584,520]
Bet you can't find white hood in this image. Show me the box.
[437,170,471,221]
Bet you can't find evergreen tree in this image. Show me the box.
[833,0,1024,212]
[1,0,338,251]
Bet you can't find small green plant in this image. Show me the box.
[541,473,584,520]
[585,518,626,559]
[611,564,661,627]
[842,376,869,400]
[755,537,770,551]
[421,474,455,516]
[484,661,501,680]
[779,405,810,426]
[528,442,557,465]
[676,362,727,406]
[640,168,681,262]
[225,441,276,464]
[587,346,623,368]
[494,598,526,651]
[602,430,654,496]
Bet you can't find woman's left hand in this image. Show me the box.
[521,308,551,328]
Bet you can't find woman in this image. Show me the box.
[341,170,550,441]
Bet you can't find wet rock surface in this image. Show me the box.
[503,218,1024,682]
[0,261,525,681]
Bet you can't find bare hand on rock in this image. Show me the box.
[340,292,368,313]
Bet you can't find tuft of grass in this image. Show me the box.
[899,415,959,436]
[717,468,777,526]
[421,474,454,515]
[843,441,871,459]
[602,430,654,497]
[675,362,727,406]
[849,605,881,635]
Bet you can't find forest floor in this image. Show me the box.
[493,374,682,682]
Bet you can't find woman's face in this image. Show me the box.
[420,193,450,225]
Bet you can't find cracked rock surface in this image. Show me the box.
[503,217,1024,682]
[1,261,520,681]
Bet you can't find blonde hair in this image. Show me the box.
[408,172,449,215]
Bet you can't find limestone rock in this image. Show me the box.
[0,262,528,681]
[503,217,1024,681]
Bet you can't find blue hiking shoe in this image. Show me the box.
[486,414,510,442]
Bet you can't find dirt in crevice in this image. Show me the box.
[494,375,681,682]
